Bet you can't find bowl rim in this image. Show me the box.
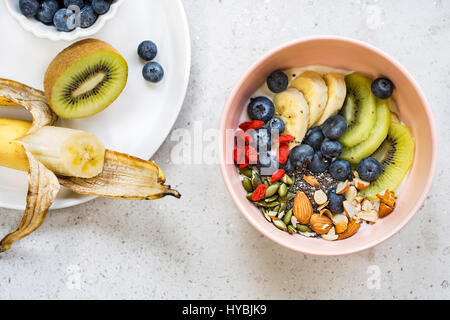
[218,35,438,256]
[5,0,124,41]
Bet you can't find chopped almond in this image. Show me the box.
[313,189,328,205]
[336,180,350,195]
[317,201,329,211]
[319,208,333,219]
[353,177,370,190]
[357,210,378,223]
[378,202,394,218]
[303,175,320,188]
[343,200,359,220]
[344,186,358,202]
[376,189,396,207]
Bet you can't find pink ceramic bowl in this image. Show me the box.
[219,36,437,256]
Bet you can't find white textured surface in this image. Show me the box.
[1,0,449,299]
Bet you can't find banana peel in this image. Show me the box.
[0,79,180,252]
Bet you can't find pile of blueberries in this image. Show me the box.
[18,0,112,32]
[247,70,382,213]
[138,40,164,83]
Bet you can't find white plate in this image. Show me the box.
[0,0,191,210]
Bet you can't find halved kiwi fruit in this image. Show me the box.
[339,98,391,164]
[361,121,415,200]
[339,73,376,147]
[44,39,128,119]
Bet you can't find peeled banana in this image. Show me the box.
[0,78,180,252]
[316,73,347,126]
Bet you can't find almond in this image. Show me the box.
[293,191,313,224]
[344,186,358,202]
[343,200,359,220]
[353,177,370,190]
[378,202,394,218]
[338,220,361,240]
[310,214,332,235]
[354,196,364,204]
[313,189,328,205]
[319,208,333,219]
[357,210,378,223]
[322,227,338,241]
[332,214,349,234]
[317,201,329,211]
[352,170,360,180]
[361,199,375,212]
[376,189,396,208]
[303,175,320,188]
[336,180,350,195]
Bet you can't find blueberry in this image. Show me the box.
[247,96,275,122]
[280,157,295,174]
[307,151,330,174]
[320,140,343,159]
[329,159,352,181]
[142,62,164,83]
[371,77,394,99]
[64,0,84,9]
[138,40,158,61]
[53,8,76,31]
[36,0,59,24]
[327,187,345,214]
[267,117,285,134]
[19,0,40,17]
[79,4,97,28]
[266,70,288,93]
[304,126,324,151]
[357,157,382,182]
[91,0,111,15]
[257,152,278,175]
[289,144,314,167]
[248,127,272,151]
[322,115,347,140]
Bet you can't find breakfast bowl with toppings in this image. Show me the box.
[219,36,437,256]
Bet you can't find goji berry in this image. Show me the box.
[239,163,249,168]
[251,184,267,201]
[235,130,253,144]
[233,148,245,165]
[239,120,264,131]
[277,142,290,164]
[273,134,295,143]
[245,145,258,163]
[270,169,286,183]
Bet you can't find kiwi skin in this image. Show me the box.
[44,38,128,118]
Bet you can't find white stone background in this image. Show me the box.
[1,0,449,299]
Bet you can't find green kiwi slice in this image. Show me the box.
[361,121,415,200]
[339,98,391,164]
[44,39,128,119]
[339,73,376,147]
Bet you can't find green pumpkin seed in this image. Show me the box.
[297,224,312,233]
[246,192,254,201]
[265,183,280,198]
[239,167,253,178]
[277,211,285,219]
[257,201,280,208]
[264,177,270,187]
[273,219,287,231]
[242,177,253,192]
[281,174,294,185]
[265,195,279,203]
[274,205,281,213]
[279,202,287,213]
[282,208,293,225]
[286,192,296,201]
[251,171,262,189]
[287,225,296,234]
[278,183,288,198]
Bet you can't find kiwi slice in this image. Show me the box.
[361,122,415,200]
[339,73,376,147]
[44,39,128,119]
[339,98,391,164]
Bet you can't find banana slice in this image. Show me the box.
[316,73,347,125]
[273,88,309,148]
[20,126,105,178]
[291,71,328,127]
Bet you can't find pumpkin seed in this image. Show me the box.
[297,224,312,233]
[273,219,287,231]
[242,177,253,192]
[274,205,280,213]
[251,171,262,189]
[286,192,296,201]
[277,211,285,219]
[282,208,293,225]
[246,192,254,201]
[239,166,253,178]
[265,195,279,203]
[287,225,296,234]
[279,202,287,213]
[265,183,280,198]
[281,174,294,185]
[278,183,288,198]
[257,201,280,208]
[264,178,270,187]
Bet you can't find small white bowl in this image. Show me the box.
[6,0,124,41]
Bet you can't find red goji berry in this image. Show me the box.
[273,134,296,143]
[233,148,245,165]
[277,142,290,164]
[239,163,249,168]
[245,145,258,163]
[235,130,253,144]
[239,120,264,131]
[270,169,286,183]
[251,184,267,201]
